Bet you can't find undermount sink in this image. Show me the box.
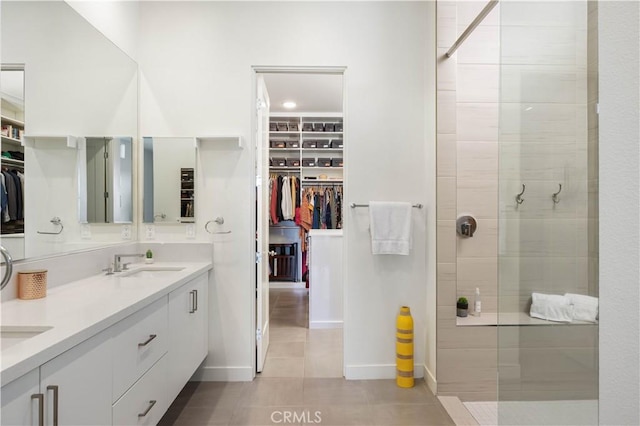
[120,266,185,279]
[1,325,53,351]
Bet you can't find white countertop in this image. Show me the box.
[0,261,212,386]
[456,312,598,326]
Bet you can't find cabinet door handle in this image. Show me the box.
[138,400,157,418]
[46,385,59,426]
[194,289,198,312]
[138,334,157,347]
[31,393,44,426]
[189,290,195,313]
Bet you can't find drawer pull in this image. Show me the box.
[47,385,59,426]
[189,290,195,314]
[138,400,157,418]
[138,334,157,347]
[31,393,44,426]
[194,289,198,312]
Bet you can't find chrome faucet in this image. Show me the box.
[1,245,13,290]
[113,253,145,273]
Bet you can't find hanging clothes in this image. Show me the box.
[281,176,293,220]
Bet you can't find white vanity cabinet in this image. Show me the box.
[167,272,208,402]
[39,329,113,425]
[1,329,113,426]
[1,368,39,426]
[1,268,211,426]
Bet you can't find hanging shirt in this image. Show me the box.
[281,176,293,220]
[270,177,279,224]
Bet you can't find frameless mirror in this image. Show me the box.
[143,137,196,224]
[1,1,138,260]
[78,137,134,224]
[1,67,26,260]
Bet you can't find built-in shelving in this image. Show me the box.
[180,168,195,222]
[269,113,343,183]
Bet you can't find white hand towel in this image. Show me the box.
[530,293,574,322]
[565,293,599,323]
[369,201,412,255]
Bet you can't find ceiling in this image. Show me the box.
[262,73,343,114]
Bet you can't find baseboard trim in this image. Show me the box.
[309,320,343,329]
[424,364,437,394]
[270,281,305,289]
[191,366,253,382]
[345,363,425,380]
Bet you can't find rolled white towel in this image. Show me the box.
[565,293,599,323]
[530,293,574,322]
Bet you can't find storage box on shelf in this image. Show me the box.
[268,114,344,184]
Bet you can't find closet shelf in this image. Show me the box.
[1,135,23,146]
[302,179,343,184]
[1,157,24,166]
[1,115,24,127]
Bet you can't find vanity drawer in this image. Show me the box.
[112,297,168,401]
[113,355,168,426]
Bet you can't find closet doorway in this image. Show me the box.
[254,69,345,379]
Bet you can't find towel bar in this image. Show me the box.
[350,203,423,209]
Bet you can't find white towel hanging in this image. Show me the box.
[369,201,412,255]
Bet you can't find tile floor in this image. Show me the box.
[159,287,454,425]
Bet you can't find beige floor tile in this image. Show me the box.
[305,338,343,358]
[267,341,305,358]
[302,378,368,406]
[270,326,308,342]
[304,354,343,378]
[260,357,305,377]
[229,406,307,425]
[183,382,245,409]
[302,404,374,426]
[370,403,455,426]
[364,379,439,405]
[178,405,236,425]
[237,378,304,407]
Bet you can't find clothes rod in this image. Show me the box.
[350,203,423,209]
[446,0,499,58]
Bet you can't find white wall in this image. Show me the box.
[65,0,139,61]
[599,2,640,424]
[138,1,435,381]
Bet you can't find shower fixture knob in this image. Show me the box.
[457,215,477,238]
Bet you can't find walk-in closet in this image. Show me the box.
[256,72,345,378]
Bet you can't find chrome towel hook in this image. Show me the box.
[37,217,64,235]
[552,183,562,204]
[515,184,526,205]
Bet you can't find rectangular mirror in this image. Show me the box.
[78,137,134,224]
[1,1,138,261]
[143,137,196,224]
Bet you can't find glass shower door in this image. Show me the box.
[497,1,599,424]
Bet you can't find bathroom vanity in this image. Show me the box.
[1,261,211,425]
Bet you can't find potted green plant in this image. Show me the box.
[145,249,154,264]
[456,297,469,317]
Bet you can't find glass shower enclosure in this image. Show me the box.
[497,1,599,425]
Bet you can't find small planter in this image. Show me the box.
[456,297,469,318]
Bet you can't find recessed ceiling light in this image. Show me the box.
[282,101,297,109]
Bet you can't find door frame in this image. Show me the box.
[250,65,348,377]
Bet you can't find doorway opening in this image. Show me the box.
[254,69,346,379]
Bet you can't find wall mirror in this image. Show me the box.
[142,137,196,224]
[1,1,138,261]
[78,137,134,224]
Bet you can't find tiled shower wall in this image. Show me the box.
[436,1,500,401]
[436,1,595,401]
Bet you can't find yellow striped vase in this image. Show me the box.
[396,305,414,388]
